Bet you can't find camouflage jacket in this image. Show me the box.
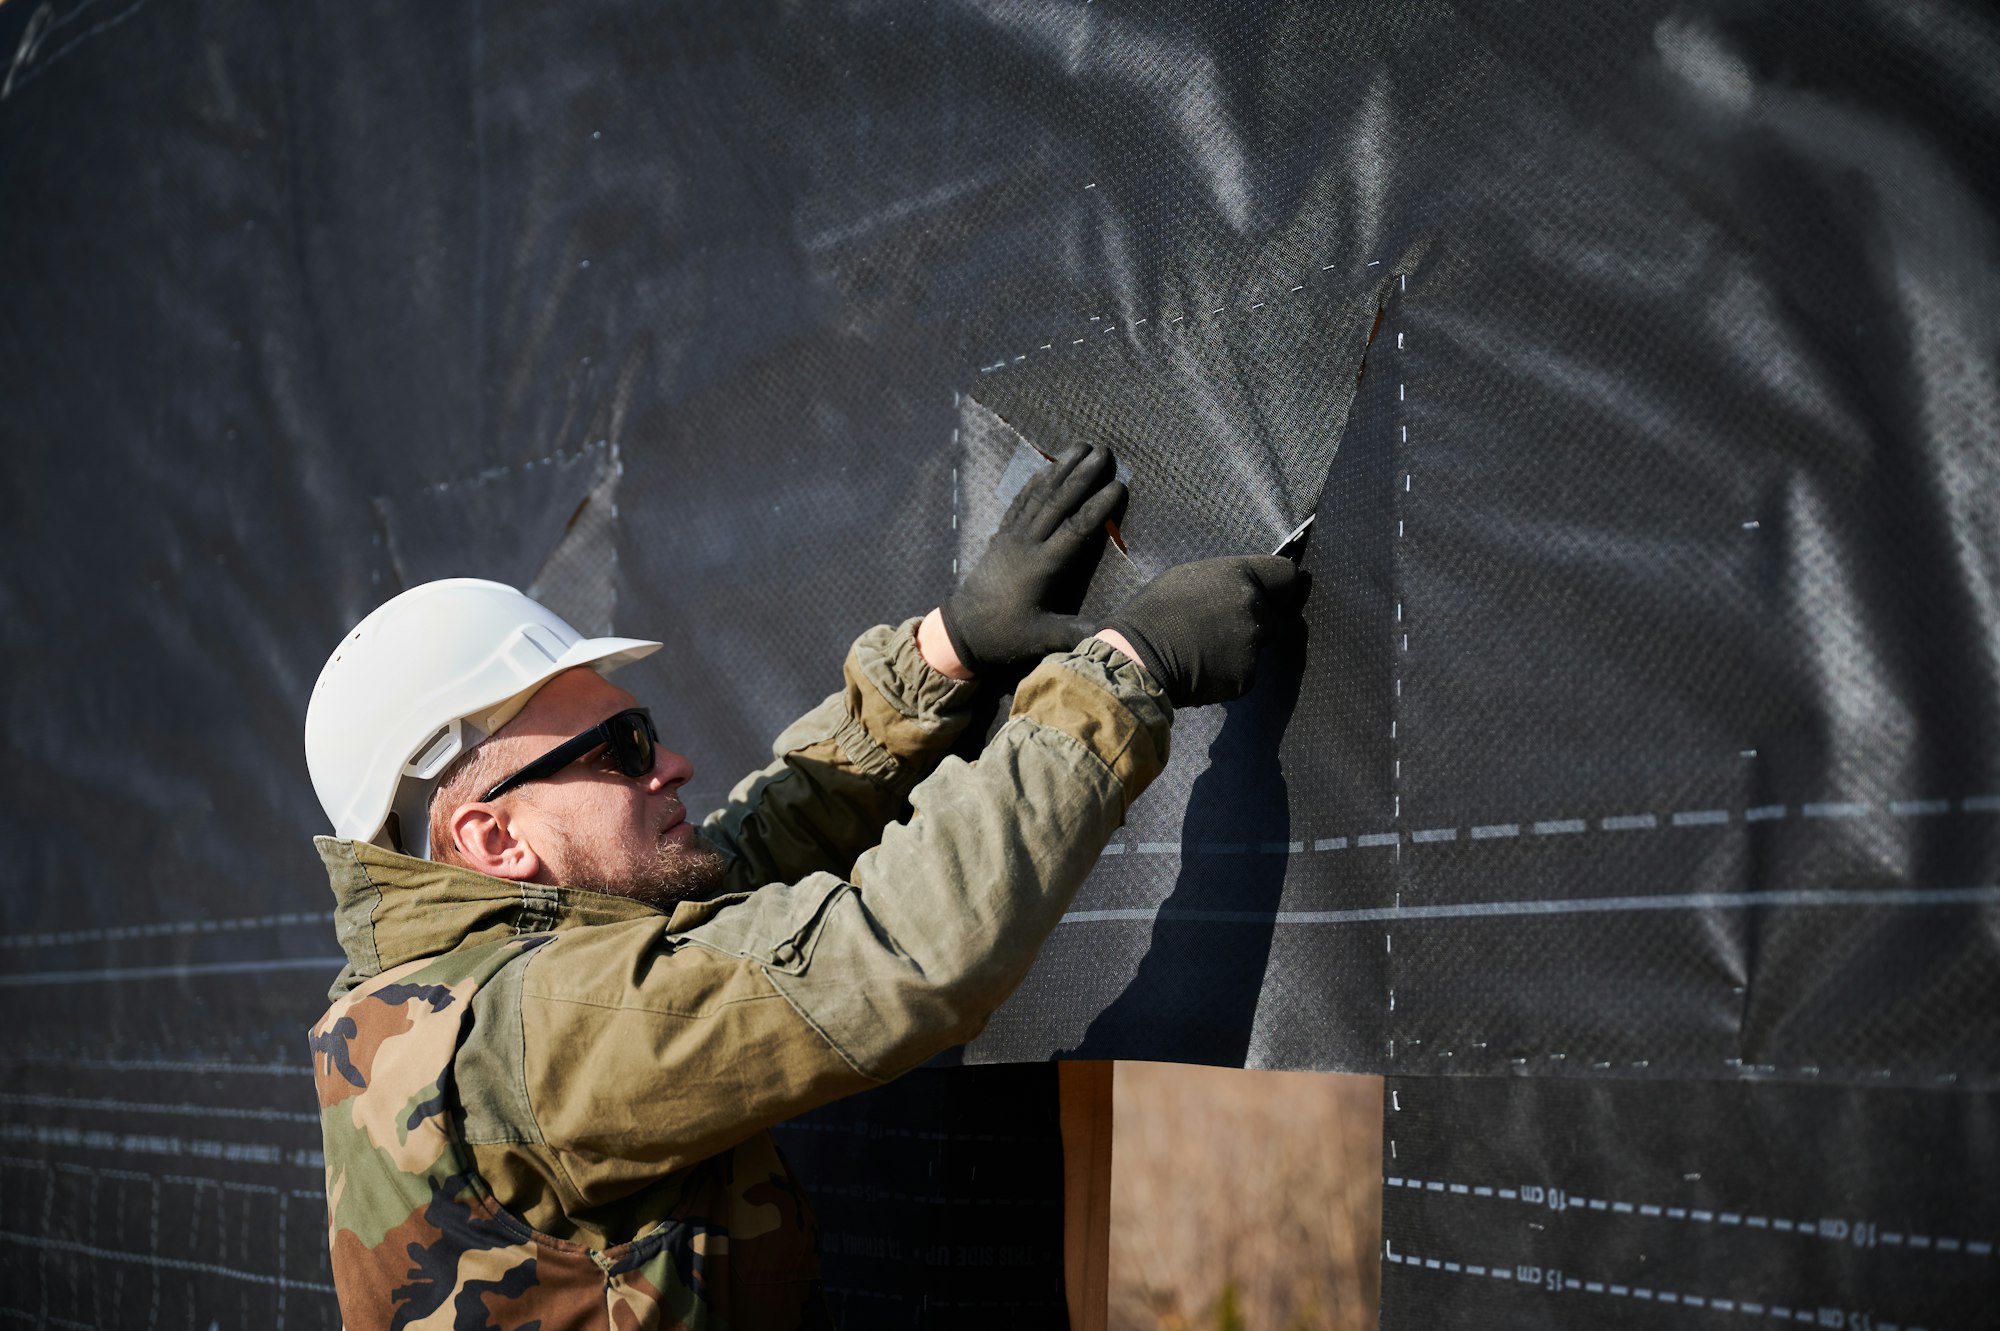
[309,621,1172,1330]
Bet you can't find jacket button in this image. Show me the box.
[773,941,799,966]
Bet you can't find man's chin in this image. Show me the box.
[631,831,728,909]
[560,830,728,911]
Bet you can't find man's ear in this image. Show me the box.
[445,802,545,882]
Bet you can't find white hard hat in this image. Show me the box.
[304,578,661,856]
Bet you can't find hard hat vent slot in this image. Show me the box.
[406,722,461,780]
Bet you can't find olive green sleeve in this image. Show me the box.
[701,618,981,890]
[515,640,1171,1199]
[762,639,1171,1078]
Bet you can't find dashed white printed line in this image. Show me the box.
[1533,819,1587,835]
[1601,814,1658,831]
[1383,1243,1889,1322]
[1062,888,2000,930]
[976,258,1392,368]
[1389,1172,1990,1266]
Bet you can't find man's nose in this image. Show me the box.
[646,742,693,794]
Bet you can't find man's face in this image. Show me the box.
[484,667,725,907]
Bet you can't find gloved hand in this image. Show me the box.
[940,444,1127,674]
[1102,556,1306,707]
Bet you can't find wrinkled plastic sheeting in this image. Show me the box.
[2,1,1997,1326]
[954,5,2000,1084]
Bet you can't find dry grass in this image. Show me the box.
[1109,1063,1382,1331]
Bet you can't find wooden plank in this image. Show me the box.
[1059,1060,1114,1331]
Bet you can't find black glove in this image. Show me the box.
[1103,556,1306,707]
[940,444,1127,674]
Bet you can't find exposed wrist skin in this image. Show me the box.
[918,608,976,681]
[1090,628,1145,674]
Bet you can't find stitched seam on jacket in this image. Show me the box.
[459,950,546,1146]
[354,859,384,963]
[515,882,563,935]
[521,987,789,1019]
[666,875,846,964]
[759,962,885,1083]
[511,949,544,1144]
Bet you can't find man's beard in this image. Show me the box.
[550,825,728,910]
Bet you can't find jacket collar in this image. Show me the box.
[315,836,667,999]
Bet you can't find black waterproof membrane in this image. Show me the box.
[1381,1075,2000,1330]
[2,1,1994,1325]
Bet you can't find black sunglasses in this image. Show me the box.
[481,708,659,803]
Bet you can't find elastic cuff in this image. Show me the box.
[854,618,980,721]
[1010,640,1173,804]
[1066,636,1173,729]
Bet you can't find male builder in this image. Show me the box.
[303,445,1304,1328]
